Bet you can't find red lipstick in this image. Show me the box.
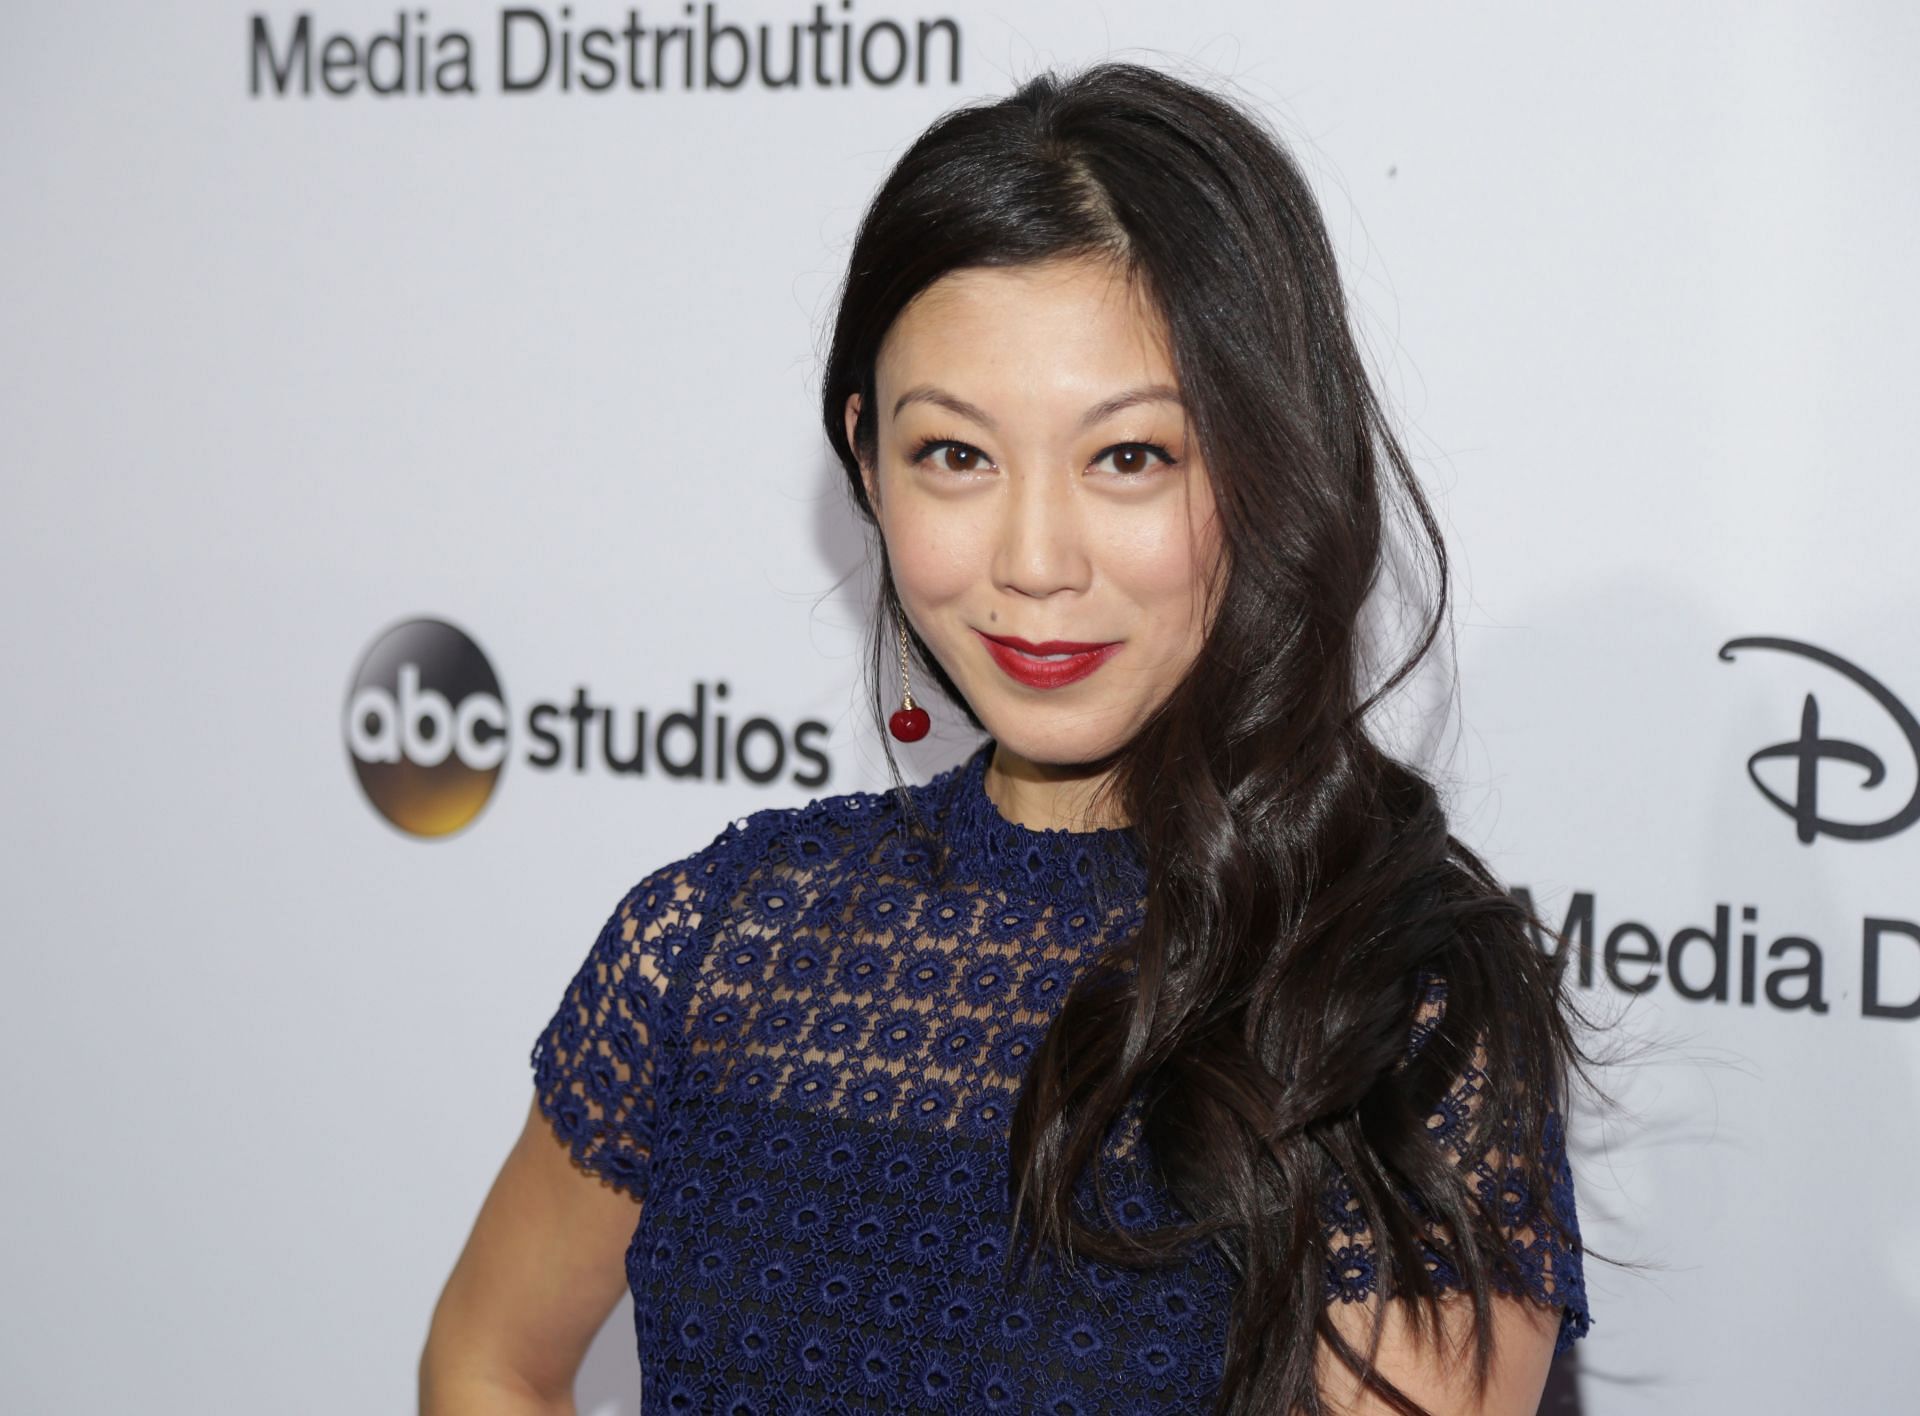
[973,629,1123,690]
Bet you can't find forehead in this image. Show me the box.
[876,258,1176,401]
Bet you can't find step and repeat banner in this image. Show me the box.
[4,3,1915,1412]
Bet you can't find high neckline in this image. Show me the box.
[919,741,1146,902]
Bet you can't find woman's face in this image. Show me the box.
[845,256,1225,771]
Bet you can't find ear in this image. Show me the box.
[845,391,877,508]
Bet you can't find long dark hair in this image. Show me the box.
[819,60,1619,1415]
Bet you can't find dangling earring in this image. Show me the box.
[887,610,930,742]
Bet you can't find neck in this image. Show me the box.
[982,741,1131,834]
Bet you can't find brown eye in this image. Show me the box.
[909,437,991,473]
[1094,442,1177,478]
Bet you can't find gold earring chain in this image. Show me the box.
[896,616,916,709]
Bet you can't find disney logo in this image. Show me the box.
[1719,637,1920,844]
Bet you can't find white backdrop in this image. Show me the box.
[5,3,1917,1411]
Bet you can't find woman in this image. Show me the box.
[423,60,1600,1416]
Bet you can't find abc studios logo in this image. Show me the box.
[345,618,507,837]
[345,615,832,838]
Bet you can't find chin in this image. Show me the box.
[972,708,1132,769]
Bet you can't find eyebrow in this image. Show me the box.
[890,383,1183,434]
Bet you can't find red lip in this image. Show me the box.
[973,629,1123,690]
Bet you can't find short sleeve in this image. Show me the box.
[1321,972,1592,1354]
[528,820,743,1199]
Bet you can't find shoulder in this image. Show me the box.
[611,775,908,939]
[1328,967,1592,1353]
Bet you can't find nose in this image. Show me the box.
[991,460,1093,599]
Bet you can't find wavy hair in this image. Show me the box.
[818,60,1620,1415]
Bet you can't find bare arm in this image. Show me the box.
[419,832,732,1411]
[1318,1288,1561,1416]
[418,1093,644,1415]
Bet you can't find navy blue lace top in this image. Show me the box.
[531,739,1590,1413]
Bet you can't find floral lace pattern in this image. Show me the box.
[530,741,1588,1412]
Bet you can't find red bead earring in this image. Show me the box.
[887,611,930,742]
